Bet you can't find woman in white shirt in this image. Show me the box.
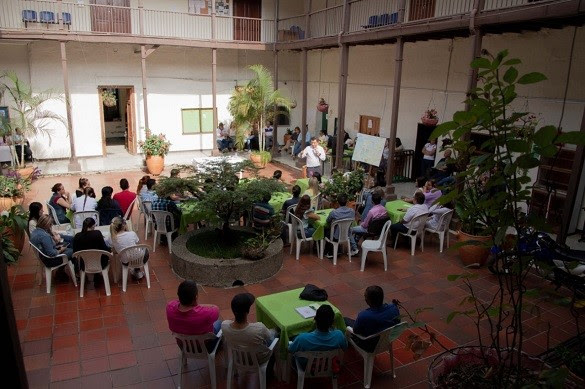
[110,216,146,279]
[421,138,437,177]
[72,187,98,212]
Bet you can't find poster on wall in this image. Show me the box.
[352,133,386,166]
[189,0,230,15]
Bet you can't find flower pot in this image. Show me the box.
[0,197,18,212]
[6,226,25,255]
[317,103,329,113]
[250,153,266,168]
[146,155,165,175]
[17,167,34,178]
[283,134,291,145]
[428,347,546,388]
[457,230,491,267]
[421,117,438,126]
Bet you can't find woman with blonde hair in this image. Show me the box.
[305,176,321,209]
[30,214,75,268]
[110,217,146,279]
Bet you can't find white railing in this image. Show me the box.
[348,0,399,33]
[483,0,538,11]
[309,4,344,38]
[277,15,307,42]
[142,9,211,40]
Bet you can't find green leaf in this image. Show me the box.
[517,72,547,85]
[471,57,492,69]
[453,110,473,124]
[447,274,461,282]
[557,131,585,145]
[503,67,518,84]
[516,155,540,169]
[506,139,530,153]
[430,121,457,139]
[446,311,460,324]
[533,125,558,147]
[524,288,540,298]
[503,58,521,65]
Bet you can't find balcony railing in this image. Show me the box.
[0,0,564,45]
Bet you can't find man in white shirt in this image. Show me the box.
[216,122,229,151]
[264,121,274,150]
[390,191,429,241]
[300,137,326,177]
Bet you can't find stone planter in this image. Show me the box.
[145,155,164,175]
[171,227,284,287]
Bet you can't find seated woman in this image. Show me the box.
[96,186,123,226]
[29,202,74,246]
[71,187,98,226]
[30,214,76,271]
[294,195,320,238]
[136,175,150,196]
[304,177,321,210]
[49,183,72,224]
[110,217,146,279]
[73,218,112,283]
[75,178,90,198]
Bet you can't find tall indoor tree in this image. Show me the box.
[228,64,292,151]
[0,71,65,168]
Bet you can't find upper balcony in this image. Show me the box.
[0,0,581,50]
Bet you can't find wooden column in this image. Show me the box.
[301,49,308,151]
[140,45,150,131]
[334,0,351,170]
[466,0,484,110]
[60,41,80,171]
[384,36,404,200]
[212,48,218,153]
[138,0,144,35]
[272,0,279,155]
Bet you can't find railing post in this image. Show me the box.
[211,0,216,40]
[398,0,406,24]
[297,48,308,168]
[138,0,144,35]
[305,0,312,38]
[272,0,279,155]
[57,0,63,30]
[335,0,351,170]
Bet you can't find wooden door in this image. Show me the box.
[125,88,136,154]
[359,115,380,136]
[409,0,435,21]
[90,0,130,33]
[233,0,261,41]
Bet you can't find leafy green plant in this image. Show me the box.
[0,71,65,168]
[228,65,292,151]
[241,214,283,260]
[0,174,29,198]
[139,130,171,157]
[100,89,117,107]
[426,49,585,386]
[252,150,272,165]
[321,168,364,202]
[0,205,29,263]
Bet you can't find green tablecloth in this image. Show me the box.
[385,200,412,224]
[311,209,333,241]
[269,192,291,213]
[255,287,346,360]
[178,201,218,233]
[295,178,309,193]
[343,147,354,159]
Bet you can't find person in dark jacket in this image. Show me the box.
[96,186,123,226]
[73,217,112,272]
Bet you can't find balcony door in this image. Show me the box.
[91,0,131,34]
[409,0,435,21]
[233,0,261,41]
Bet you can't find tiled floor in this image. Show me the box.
[9,163,580,388]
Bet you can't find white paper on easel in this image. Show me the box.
[352,133,386,166]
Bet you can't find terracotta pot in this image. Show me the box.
[6,227,25,254]
[317,103,329,113]
[421,117,438,126]
[457,230,491,267]
[283,134,291,145]
[145,155,165,175]
[17,167,34,178]
[301,165,307,178]
[0,197,18,212]
[250,153,266,168]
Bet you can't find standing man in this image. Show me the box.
[300,137,326,177]
[113,178,137,217]
[264,121,274,151]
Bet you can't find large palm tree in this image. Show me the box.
[228,65,292,151]
[0,71,65,167]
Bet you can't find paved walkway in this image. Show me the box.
[10,165,580,388]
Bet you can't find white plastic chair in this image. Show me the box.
[393,213,430,256]
[291,349,342,389]
[30,242,78,294]
[322,218,354,264]
[284,204,297,246]
[123,197,137,221]
[346,322,408,388]
[424,209,454,253]
[72,211,99,229]
[46,201,69,227]
[151,210,178,254]
[73,249,112,297]
[141,200,153,240]
[361,220,392,271]
[290,214,318,260]
[118,244,151,292]
[173,331,223,389]
[226,337,279,389]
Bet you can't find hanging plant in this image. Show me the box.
[317,98,329,113]
[101,89,117,108]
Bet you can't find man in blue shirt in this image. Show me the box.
[289,304,347,359]
[345,285,400,352]
[324,194,357,258]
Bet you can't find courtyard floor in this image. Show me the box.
[9,164,580,388]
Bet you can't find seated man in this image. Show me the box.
[431,149,454,181]
[252,193,275,229]
[166,280,221,348]
[113,178,137,217]
[282,185,301,215]
[390,191,429,241]
[221,293,277,365]
[351,191,388,253]
[289,304,347,362]
[324,194,357,258]
[140,178,158,203]
[152,195,182,232]
[344,285,400,352]
[426,206,452,230]
[360,187,387,221]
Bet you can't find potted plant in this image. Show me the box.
[139,130,171,175]
[283,128,292,146]
[0,71,65,170]
[321,168,364,206]
[228,65,293,153]
[317,98,329,113]
[250,150,272,168]
[0,205,28,257]
[421,108,439,126]
[425,49,585,387]
[453,187,491,267]
[0,173,29,211]
[101,89,117,107]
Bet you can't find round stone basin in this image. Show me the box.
[171,227,283,287]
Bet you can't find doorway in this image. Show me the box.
[90,0,131,33]
[98,86,136,156]
[233,0,261,41]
